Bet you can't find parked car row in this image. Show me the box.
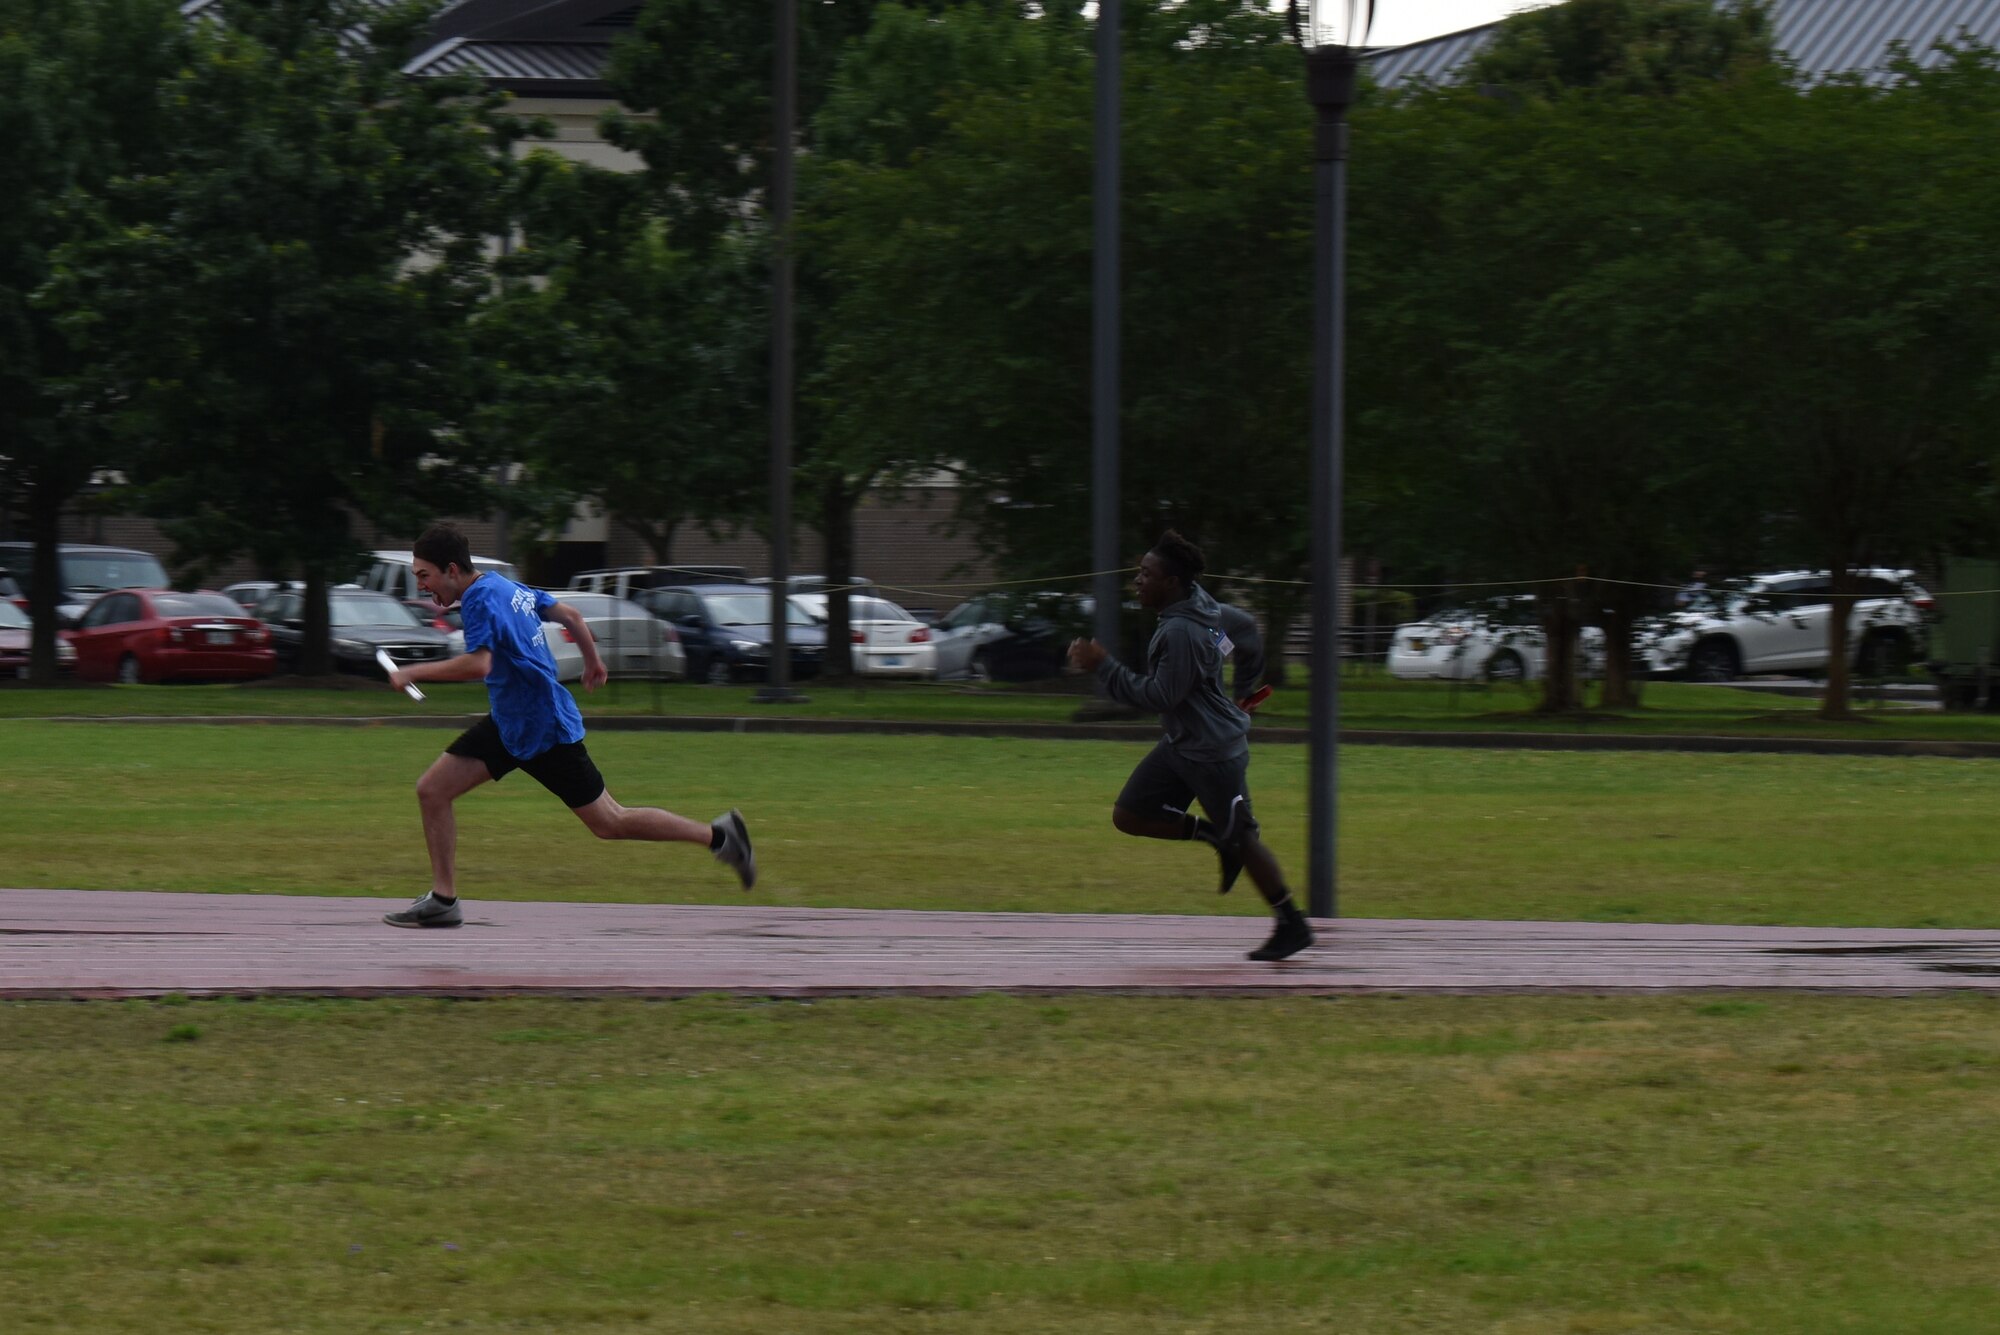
[1387,570,1934,684]
[2,546,1168,688]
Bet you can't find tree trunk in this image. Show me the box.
[1536,584,1582,713]
[820,476,857,680]
[620,514,676,570]
[26,487,63,687]
[297,568,333,677]
[1252,584,1301,689]
[1596,590,1644,710]
[1819,577,1857,720]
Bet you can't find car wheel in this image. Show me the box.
[1856,630,1909,679]
[116,654,144,685]
[1687,639,1740,683]
[1484,649,1527,684]
[705,656,730,686]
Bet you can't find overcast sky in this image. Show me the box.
[1366,1,1561,48]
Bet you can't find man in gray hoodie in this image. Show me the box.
[1068,531,1313,961]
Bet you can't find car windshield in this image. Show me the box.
[700,593,816,628]
[330,594,421,628]
[154,593,244,618]
[847,597,916,623]
[0,601,28,629]
[63,554,169,593]
[1427,605,1519,626]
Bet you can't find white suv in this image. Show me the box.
[1640,569,1932,681]
[358,550,517,630]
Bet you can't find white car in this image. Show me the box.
[447,592,686,681]
[1640,569,1931,682]
[793,592,937,677]
[1389,601,1605,683]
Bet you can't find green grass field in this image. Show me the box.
[6,722,2000,926]
[13,713,2000,1333]
[5,670,1993,742]
[7,993,2000,1334]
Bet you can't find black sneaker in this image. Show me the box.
[1248,913,1313,962]
[712,809,756,891]
[383,892,462,929]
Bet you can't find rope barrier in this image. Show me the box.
[807,570,1985,601]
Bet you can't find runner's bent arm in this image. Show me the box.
[542,601,608,686]
[1095,631,1200,713]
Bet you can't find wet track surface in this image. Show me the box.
[6,889,2000,997]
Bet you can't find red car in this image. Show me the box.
[67,589,276,684]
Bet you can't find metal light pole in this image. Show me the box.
[756,0,803,704]
[1091,0,1121,654]
[1294,0,1370,919]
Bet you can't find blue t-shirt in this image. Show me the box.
[457,574,585,760]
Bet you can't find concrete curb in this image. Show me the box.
[15,712,2000,758]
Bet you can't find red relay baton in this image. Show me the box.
[1237,684,1272,714]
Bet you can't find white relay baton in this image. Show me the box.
[376,648,425,701]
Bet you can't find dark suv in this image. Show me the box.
[0,543,171,627]
[646,584,827,684]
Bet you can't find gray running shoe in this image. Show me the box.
[712,809,756,890]
[383,892,463,929]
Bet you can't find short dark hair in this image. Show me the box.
[413,522,473,575]
[1151,530,1204,586]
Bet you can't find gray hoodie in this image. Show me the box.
[1095,583,1252,763]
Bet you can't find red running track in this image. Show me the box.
[6,889,2000,998]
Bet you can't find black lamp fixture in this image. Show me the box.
[1288,0,1372,920]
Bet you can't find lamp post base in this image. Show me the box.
[752,685,809,704]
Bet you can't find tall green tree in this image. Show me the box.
[1675,46,2000,717]
[808,0,1317,634]
[1351,80,1770,710]
[1462,0,1775,98]
[603,0,962,675]
[1350,0,1786,711]
[46,0,523,672]
[805,1,1094,668]
[0,0,184,683]
[473,158,766,567]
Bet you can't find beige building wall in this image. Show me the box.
[508,97,646,172]
[599,482,997,618]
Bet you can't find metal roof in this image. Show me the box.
[185,0,624,98]
[402,37,610,94]
[1365,0,2000,87]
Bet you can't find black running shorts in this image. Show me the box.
[447,715,607,810]
[1115,741,1259,844]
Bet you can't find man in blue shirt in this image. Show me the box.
[379,523,755,928]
